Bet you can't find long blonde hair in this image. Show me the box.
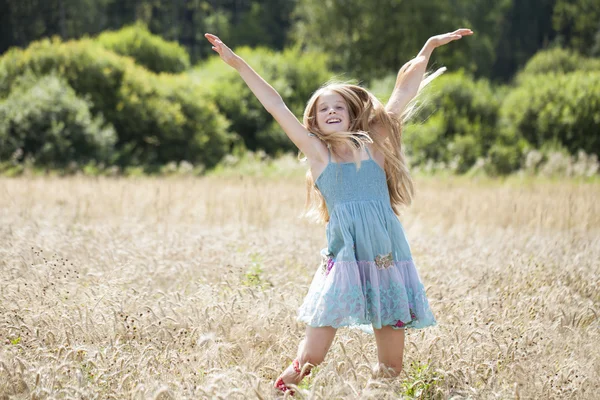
[302,65,446,224]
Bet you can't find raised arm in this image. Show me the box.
[204,33,324,162]
[381,29,474,137]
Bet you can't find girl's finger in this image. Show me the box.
[205,33,223,44]
[452,29,472,35]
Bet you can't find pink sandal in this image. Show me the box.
[274,359,312,395]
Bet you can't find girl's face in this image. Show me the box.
[315,91,350,134]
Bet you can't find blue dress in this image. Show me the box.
[297,146,437,333]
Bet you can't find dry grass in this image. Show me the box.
[0,174,598,399]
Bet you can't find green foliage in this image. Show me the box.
[1,7,598,177]
[486,0,557,81]
[368,74,397,104]
[484,142,525,176]
[292,0,462,82]
[517,47,600,79]
[499,71,600,157]
[190,46,334,154]
[0,37,233,168]
[242,253,271,289]
[2,0,600,86]
[291,0,560,82]
[401,361,443,398]
[208,150,307,180]
[243,263,264,287]
[402,71,502,172]
[96,23,191,73]
[447,135,480,173]
[0,75,116,168]
[0,37,124,111]
[227,0,295,50]
[553,0,600,56]
[118,72,233,168]
[297,366,320,390]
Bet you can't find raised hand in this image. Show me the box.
[204,33,239,68]
[428,28,474,48]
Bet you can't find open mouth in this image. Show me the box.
[326,118,341,124]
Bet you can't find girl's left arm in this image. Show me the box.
[384,29,474,124]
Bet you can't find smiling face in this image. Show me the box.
[315,91,351,134]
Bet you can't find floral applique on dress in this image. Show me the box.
[394,308,418,328]
[374,252,393,270]
[321,252,335,276]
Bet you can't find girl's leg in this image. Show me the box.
[275,326,337,389]
[373,325,405,377]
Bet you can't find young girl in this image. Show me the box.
[205,28,473,394]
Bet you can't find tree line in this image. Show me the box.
[0,0,599,177]
[2,0,599,82]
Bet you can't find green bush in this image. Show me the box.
[0,37,233,168]
[0,37,126,116]
[517,48,600,80]
[447,134,480,173]
[484,142,523,176]
[0,75,116,168]
[402,113,446,166]
[96,23,191,74]
[499,71,600,157]
[402,71,502,172]
[147,74,233,168]
[190,46,334,154]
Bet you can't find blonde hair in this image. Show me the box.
[302,65,446,224]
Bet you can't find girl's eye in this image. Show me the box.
[320,108,327,112]
[336,106,344,110]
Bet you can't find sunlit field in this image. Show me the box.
[1,173,598,399]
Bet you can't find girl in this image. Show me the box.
[205,28,473,394]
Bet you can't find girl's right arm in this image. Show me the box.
[385,29,473,124]
[204,33,324,163]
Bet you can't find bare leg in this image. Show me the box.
[373,325,405,378]
[275,326,337,389]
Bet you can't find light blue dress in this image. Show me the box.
[297,146,437,333]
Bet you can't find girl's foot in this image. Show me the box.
[274,359,313,395]
[372,362,401,379]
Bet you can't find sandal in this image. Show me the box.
[274,359,313,395]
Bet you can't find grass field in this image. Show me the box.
[1,173,598,399]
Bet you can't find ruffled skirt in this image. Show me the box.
[297,248,437,334]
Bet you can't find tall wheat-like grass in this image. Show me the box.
[0,175,598,399]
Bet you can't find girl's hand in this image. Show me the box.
[204,33,240,68]
[428,29,473,48]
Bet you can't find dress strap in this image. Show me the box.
[365,146,373,160]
